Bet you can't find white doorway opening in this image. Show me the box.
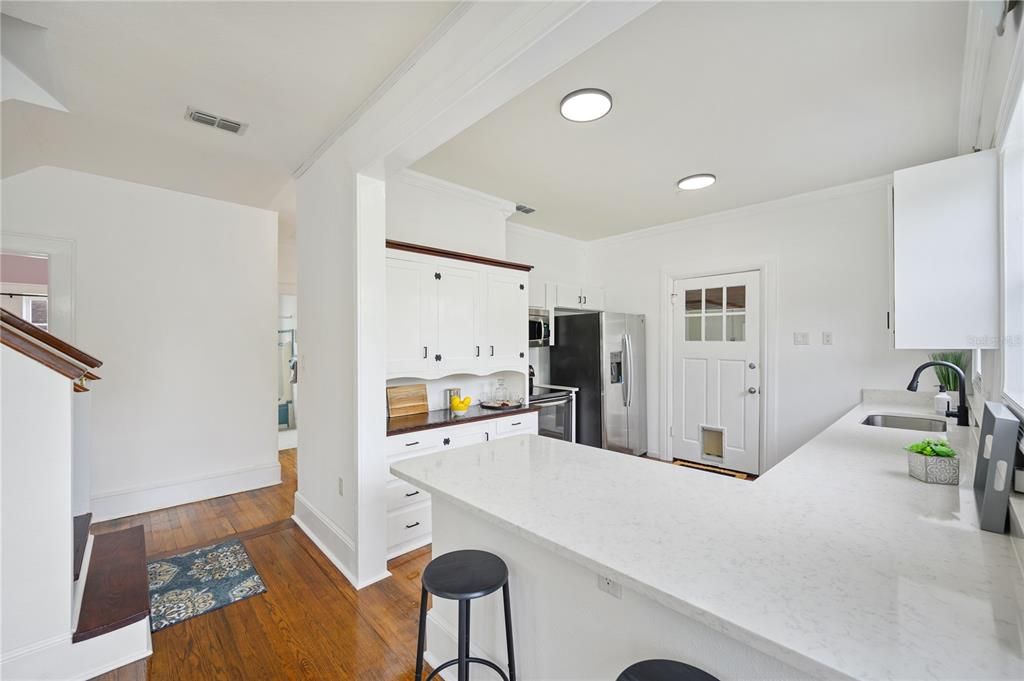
[668,269,766,475]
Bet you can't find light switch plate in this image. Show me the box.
[793,332,810,346]
[822,332,833,346]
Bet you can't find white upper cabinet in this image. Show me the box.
[486,271,527,364]
[892,150,998,349]
[555,283,605,311]
[386,245,529,378]
[386,258,437,376]
[436,264,483,365]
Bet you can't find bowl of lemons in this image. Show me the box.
[450,395,472,416]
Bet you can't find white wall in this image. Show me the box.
[506,221,588,286]
[386,170,514,259]
[1,346,73,657]
[583,178,931,467]
[294,147,360,575]
[1,167,280,519]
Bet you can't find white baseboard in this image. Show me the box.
[278,428,298,450]
[0,619,151,681]
[90,462,281,522]
[292,493,393,590]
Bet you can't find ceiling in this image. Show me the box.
[413,1,968,240]
[1,1,455,209]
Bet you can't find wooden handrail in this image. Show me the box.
[0,309,102,368]
[1,324,89,382]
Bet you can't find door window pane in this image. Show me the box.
[705,288,723,312]
[685,316,702,341]
[705,315,723,341]
[726,286,746,311]
[726,315,745,341]
[685,289,702,313]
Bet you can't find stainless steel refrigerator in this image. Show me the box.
[550,312,647,455]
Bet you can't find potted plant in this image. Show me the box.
[905,439,959,485]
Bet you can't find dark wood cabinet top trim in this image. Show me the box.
[385,239,533,272]
[0,309,102,368]
[1,324,90,382]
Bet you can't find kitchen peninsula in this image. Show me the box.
[391,395,1024,680]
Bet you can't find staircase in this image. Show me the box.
[1,310,152,680]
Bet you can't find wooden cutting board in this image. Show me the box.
[387,384,429,418]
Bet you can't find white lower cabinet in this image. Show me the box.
[384,412,538,558]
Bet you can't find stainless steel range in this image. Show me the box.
[529,385,575,442]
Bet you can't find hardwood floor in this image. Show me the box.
[91,449,432,681]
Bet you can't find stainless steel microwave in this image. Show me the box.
[528,308,550,347]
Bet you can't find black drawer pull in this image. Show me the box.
[405,522,420,529]
[511,422,521,426]
[404,490,420,497]
[443,437,451,445]
[405,441,420,447]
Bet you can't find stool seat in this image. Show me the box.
[617,659,721,681]
[422,549,508,600]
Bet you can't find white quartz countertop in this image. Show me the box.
[391,396,1024,680]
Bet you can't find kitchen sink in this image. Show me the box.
[860,414,947,432]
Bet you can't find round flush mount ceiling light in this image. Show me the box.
[676,174,717,191]
[560,88,612,122]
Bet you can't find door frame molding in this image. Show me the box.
[660,261,777,474]
[1,232,76,341]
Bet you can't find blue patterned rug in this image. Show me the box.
[147,538,267,632]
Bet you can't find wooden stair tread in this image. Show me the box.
[74,525,149,643]
[73,512,93,581]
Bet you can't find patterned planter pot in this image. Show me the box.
[907,451,959,485]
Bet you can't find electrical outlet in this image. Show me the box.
[338,477,344,496]
[597,574,622,599]
[822,331,833,346]
[793,332,810,346]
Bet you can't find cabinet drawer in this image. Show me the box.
[386,478,430,512]
[387,504,431,548]
[386,430,450,457]
[495,412,538,435]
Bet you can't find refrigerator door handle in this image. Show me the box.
[624,333,634,408]
[622,334,629,407]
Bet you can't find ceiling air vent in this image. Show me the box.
[515,204,535,215]
[185,107,248,135]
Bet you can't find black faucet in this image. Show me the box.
[906,361,969,426]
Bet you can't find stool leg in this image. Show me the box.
[414,587,428,681]
[457,599,471,681]
[502,583,516,681]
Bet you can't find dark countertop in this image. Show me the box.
[387,403,541,436]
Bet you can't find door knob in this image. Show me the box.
[748,362,757,369]
[747,387,757,394]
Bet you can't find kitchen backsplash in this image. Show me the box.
[387,371,527,411]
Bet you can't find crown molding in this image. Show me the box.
[591,175,893,247]
[393,169,515,218]
[959,2,997,153]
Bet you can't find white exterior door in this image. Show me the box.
[671,271,761,474]
[386,258,437,377]
[436,264,482,367]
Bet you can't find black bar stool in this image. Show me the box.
[415,549,516,681]
[618,659,721,681]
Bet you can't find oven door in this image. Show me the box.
[535,396,573,441]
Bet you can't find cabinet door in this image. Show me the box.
[580,286,605,311]
[527,277,546,308]
[893,150,998,349]
[486,271,528,364]
[436,264,483,367]
[386,258,437,377]
[556,283,583,309]
[452,426,491,447]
